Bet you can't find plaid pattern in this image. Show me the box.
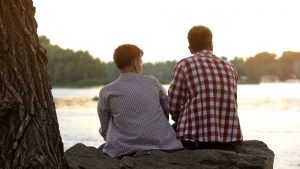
[168,50,243,142]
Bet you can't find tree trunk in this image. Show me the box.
[0,0,68,168]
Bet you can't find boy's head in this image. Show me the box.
[113,44,143,73]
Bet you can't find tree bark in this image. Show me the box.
[0,0,68,168]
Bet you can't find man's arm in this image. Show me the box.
[97,90,110,141]
[168,62,186,123]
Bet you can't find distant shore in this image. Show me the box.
[53,97,97,109]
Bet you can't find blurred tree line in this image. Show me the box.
[230,52,300,83]
[39,36,106,87]
[40,36,300,87]
[39,36,176,87]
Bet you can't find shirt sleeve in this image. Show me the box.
[231,64,239,109]
[168,62,186,123]
[144,75,169,119]
[97,89,110,141]
[144,75,167,99]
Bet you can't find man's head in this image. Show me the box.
[187,25,213,54]
[113,44,143,74]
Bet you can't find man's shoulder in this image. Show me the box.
[175,54,236,71]
[216,57,234,66]
[175,56,194,67]
[205,53,235,68]
[178,56,194,63]
[217,57,236,70]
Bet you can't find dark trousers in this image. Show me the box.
[172,123,242,151]
[181,140,242,152]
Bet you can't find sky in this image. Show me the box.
[32,0,300,63]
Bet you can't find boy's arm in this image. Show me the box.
[158,85,170,120]
[144,75,170,119]
[97,90,110,141]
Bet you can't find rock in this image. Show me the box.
[65,140,274,169]
[92,96,99,101]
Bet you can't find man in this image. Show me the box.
[168,25,243,149]
[98,44,182,157]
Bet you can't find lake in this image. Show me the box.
[52,83,300,169]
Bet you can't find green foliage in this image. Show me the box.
[230,51,300,83]
[40,36,105,87]
[143,61,177,84]
[230,57,246,76]
[40,35,300,87]
[103,62,119,83]
[279,51,300,79]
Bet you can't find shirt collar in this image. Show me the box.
[194,50,215,58]
[119,72,141,79]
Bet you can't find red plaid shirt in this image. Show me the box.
[168,50,243,142]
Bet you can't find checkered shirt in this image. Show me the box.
[98,73,182,157]
[168,50,243,142]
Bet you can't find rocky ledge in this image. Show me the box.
[65,140,274,169]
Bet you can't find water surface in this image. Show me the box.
[53,83,300,169]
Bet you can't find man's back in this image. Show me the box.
[168,50,243,142]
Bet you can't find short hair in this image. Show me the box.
[113,44,143,69]
[187,25,213,52]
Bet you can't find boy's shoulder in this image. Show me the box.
[143,75,159,82]
[100,79,120,92]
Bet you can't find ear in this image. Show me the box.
[132,58,139,71]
